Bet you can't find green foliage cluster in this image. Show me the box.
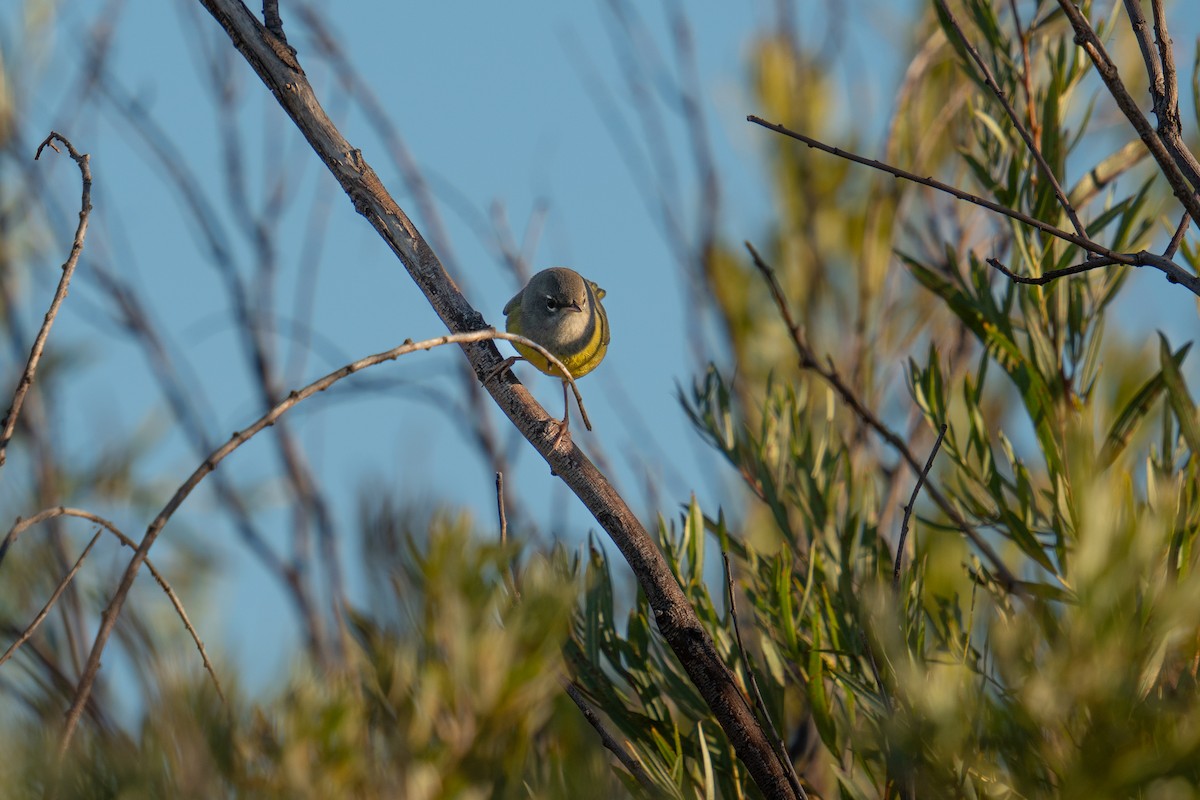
[563,1,1200,796]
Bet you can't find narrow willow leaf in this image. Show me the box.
[696,721,715,800]
[972,109,1011,150]
[807,625,838,752]
[1098,342,1191,468]
[759,633,786,685]
[1159,333,1200,454]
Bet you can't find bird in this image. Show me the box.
[494,267,610,439]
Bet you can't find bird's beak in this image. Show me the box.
[567,301,583,313]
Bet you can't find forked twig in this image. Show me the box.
[1055,1,1200,222]
[0,134,91,472]
[746,115,1200,296]
[986,255,1122,285]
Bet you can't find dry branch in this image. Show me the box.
[169,5,799,797]
[0,134,91,472]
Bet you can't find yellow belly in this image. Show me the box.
[505,303,609,379]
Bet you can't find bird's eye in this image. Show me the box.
[545,299,557,311]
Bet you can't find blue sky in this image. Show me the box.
[4,0,1199,696]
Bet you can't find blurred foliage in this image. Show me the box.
[2,1,1200,798]
[2,514,621,799]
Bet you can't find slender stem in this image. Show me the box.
[1164,212,1191,260]
[0,134,91,473]
[723,553,808,800]
[893,424,947,589]
[747,115,1122,260]
[935,0,1087,241]
[496,472,519,600]
[563,680,657,792]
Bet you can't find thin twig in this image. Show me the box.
[57,329,587,757]
[934,0,1087,241]
[496,472,519,601]
[987,249,1196,290]
[893,423,947,590]
[723,552,808,800]
[0,531,101,669]
[0,134,91,472]
[745,241,1019,592]
[1123,0,1165,106]
[3,507,226,704]
[986,255,1122,285]
[1164,211,1190,260]
[746,115,1102,254]
[496,472,508,547]
[747,115,1200,296]
[563,680,657,793]
[1007,0,1039,143]
[565,377,593,432]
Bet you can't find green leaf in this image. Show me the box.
[1159,333,1200,454]
[807,625,838,752]
[759,633,787,685]
[972,109,1011,150]
[696,721,715,800]
[1099,342,1192,467]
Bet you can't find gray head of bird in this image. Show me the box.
[522,268,592,340]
